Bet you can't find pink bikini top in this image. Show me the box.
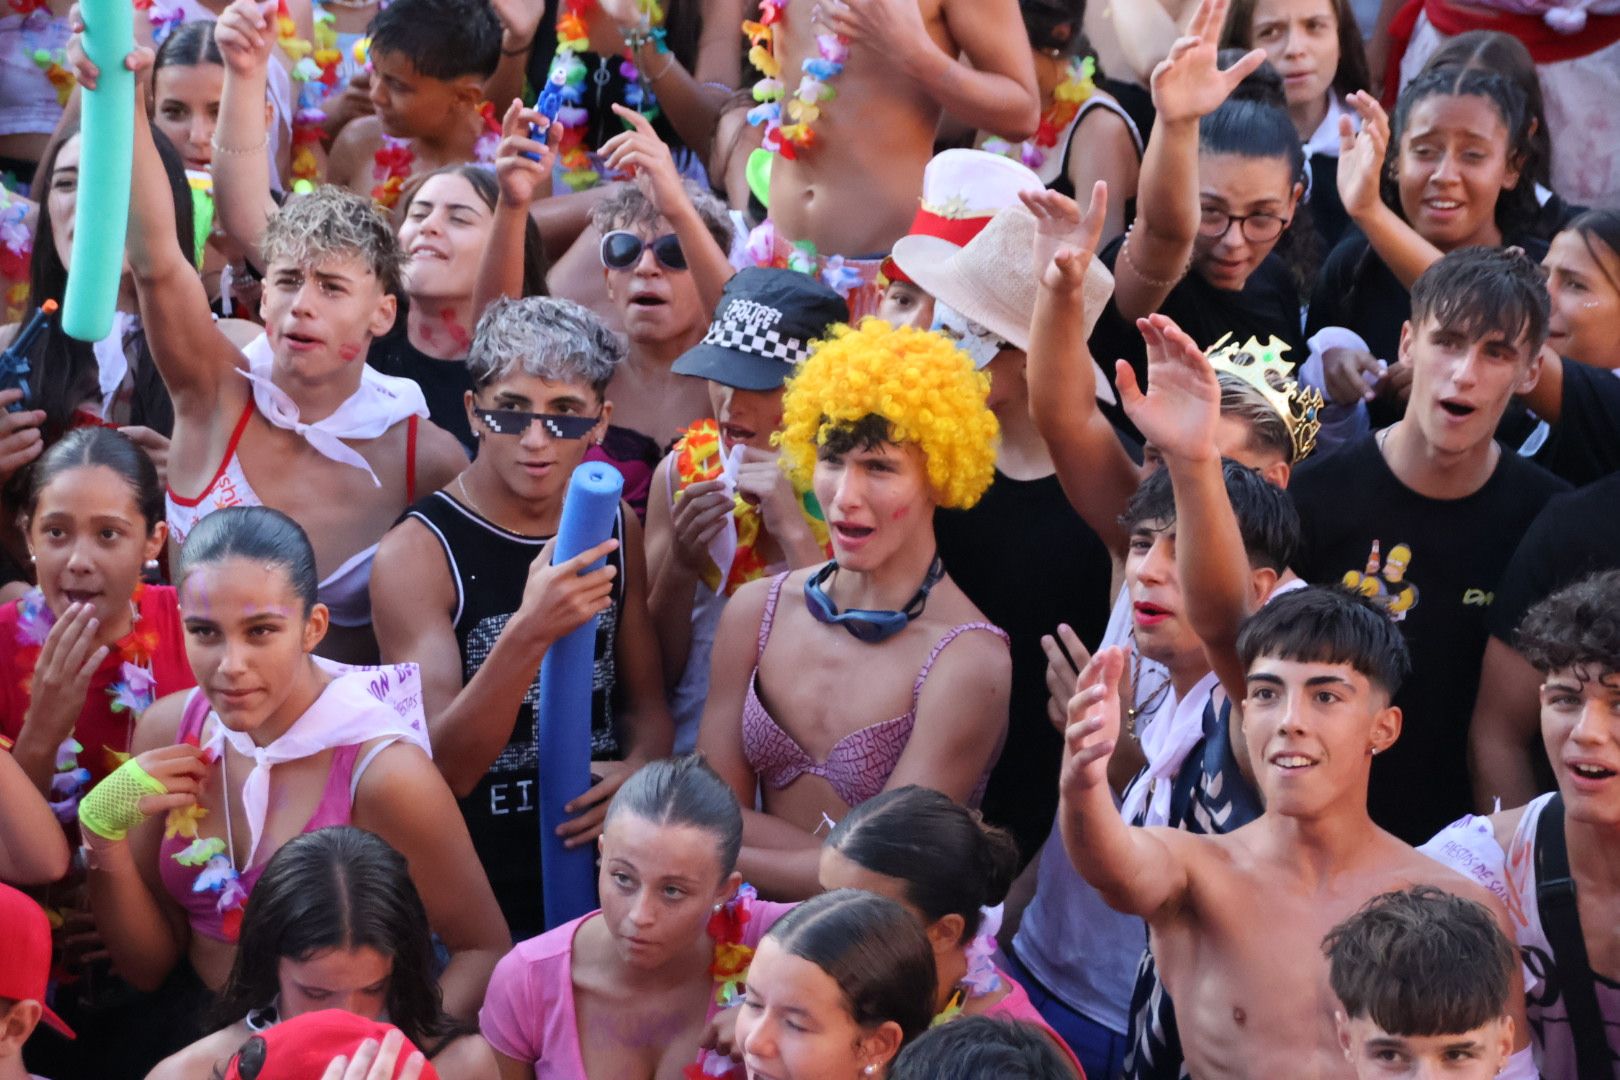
[156,690,367,942]
[741,572,1007,809]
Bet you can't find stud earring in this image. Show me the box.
[863,1066,876,1077]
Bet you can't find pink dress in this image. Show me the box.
[982,965,1087,1077]
[480,901,793,1078]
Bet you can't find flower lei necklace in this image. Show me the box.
[165,734,250,942]
[13,584,159,822]
[684,884,759,1079]
[982,55,1095,171]
[930,903,1005,1028]
[673,419,831,596]
[744,0,847,160]
[367,104,501,209]
[0,187,33,324]
[547,0,667,193]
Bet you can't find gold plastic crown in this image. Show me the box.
[1206,333,1324,462]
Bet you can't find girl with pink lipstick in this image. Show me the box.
[76,507,507,1053]
[1422,570,1620,1077]
[696,321,1011,901]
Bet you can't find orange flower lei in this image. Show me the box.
[673,419,830,596]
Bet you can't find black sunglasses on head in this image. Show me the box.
[600,230,688,272]
[474,408,601,439]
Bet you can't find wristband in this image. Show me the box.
[78,758,168,841]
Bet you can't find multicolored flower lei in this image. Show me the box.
[368,102,502,209]
[744,0,848,160]
[683,884,760,1080]
[30,48,75,107]
[673,419,830,596]
[982,55,1095,170]
[0,189,33,324]
[548,0,666,192]
[13,584,159,821]
[929,903,1006,1028]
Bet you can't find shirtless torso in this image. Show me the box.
[1148,817,1520,1079]
[764,0,1036,258]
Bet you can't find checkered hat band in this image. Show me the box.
[701,319,808,366]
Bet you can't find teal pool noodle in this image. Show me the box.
[62,0,134,343]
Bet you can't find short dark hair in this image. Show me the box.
[1236,586,1411,697]
[176,507,319,614]
[1120,459,1300,572]
[1515,570,1620,679]
[367,0,502,81]
[591,182,734,260]
[1409,246,1550,357]
[827,786,1021,940]
[764,889,937,1047]
[891,1016,1077,1080]
[1323,885,1515,1037]
[603,755,743,879]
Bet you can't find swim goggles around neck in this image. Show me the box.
[803,555,946,644]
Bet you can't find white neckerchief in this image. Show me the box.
[704,440,747,586]
[238,334,427,487]
[201,658,431,867]
[92,311,140,419]
[1304,93,1354,161]
[1121,671,1220,827]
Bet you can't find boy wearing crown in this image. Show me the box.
[1288,247,1570,845]
[742,0,1039,317]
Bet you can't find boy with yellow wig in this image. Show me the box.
[697,321,1012,900]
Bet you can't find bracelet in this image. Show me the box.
[644,50,676,81]
[1120,226,1189,291]
[210,134,268,157]
[621,24,669,54]
[501,37,533,55]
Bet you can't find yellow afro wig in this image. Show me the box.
[777,320,999,510]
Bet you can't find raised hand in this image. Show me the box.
[601,103,686,215]
[1149,0,1265,125]
[670,479,735,574]
[318,1029,426,1080]
[64,3,155,91]
[213,0,277,77]
[1042,623,1093,733]
[1059,646,1126,802]
[819,0,930,69]
[22,604,108,750]
[1022,182,1108,293]
[0,388,46,486]
[488,0,545,52]
[1116,313,1221,461]
[494,98,556,207]
[1337,90,1391,222]
[1322,345,1382,405]
[513,536,620,647]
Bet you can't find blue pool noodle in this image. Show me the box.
[537,462,624,929]
[62,0,134,342]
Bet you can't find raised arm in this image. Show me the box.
[1021,185,1141,552]
[1058,647,1193,919]
[355,743,511,1021]
[482,0,544,118]
[1336,92,1443,290]
[599,0,746,160]
[0,749,69,883]
[474,101,555,313]
[65,36,242,410]
[1466,636,1544,812]
[826,0,1039,140]
[1119,314,1256,704]
[210,0,284,266]
[602,105,735,315]
[1115,0,1264,321]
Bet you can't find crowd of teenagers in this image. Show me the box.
[0,0,1617,1075]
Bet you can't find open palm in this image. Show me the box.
[1118,314,1221,460]
[1022,182,1108,293]
[1150,0,1266,124]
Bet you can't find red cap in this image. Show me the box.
[0,883,74,1039]
[225,1011,441,1080]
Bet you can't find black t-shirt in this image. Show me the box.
[934,470,1115,866]
[368,329,477,455]
[1306,150,1351,253]
[1090,235,1304,437]
[406,491,627,940]
[1289,434,1569,842]
[1490,471,1620,647]
[1524,360,1620,488]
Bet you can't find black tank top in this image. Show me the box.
[406,490,626,939]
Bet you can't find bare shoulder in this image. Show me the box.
[328,116,386,191]
[412,419,470,492]
[133,690,192,754]
[146,1023,251,1080]
[374,515,456,609]
[432,1032,500,1080]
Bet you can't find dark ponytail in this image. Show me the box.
[828,785,1021,940]
[176,507,319,613]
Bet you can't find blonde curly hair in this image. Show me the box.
[777,321,999,510]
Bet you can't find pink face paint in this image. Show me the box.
[891,505,910,523]
[339,343,362,362]
[441,308,471,353]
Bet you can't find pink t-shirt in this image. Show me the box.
[983,965,1087,1077]
[480,901,793,1079]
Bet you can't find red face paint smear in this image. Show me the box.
[891,505,910,522]
[441,308,471,353]
[339,344,362,362]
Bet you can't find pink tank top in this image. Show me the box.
[157,690,364,942]
[741,572,1008,808]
